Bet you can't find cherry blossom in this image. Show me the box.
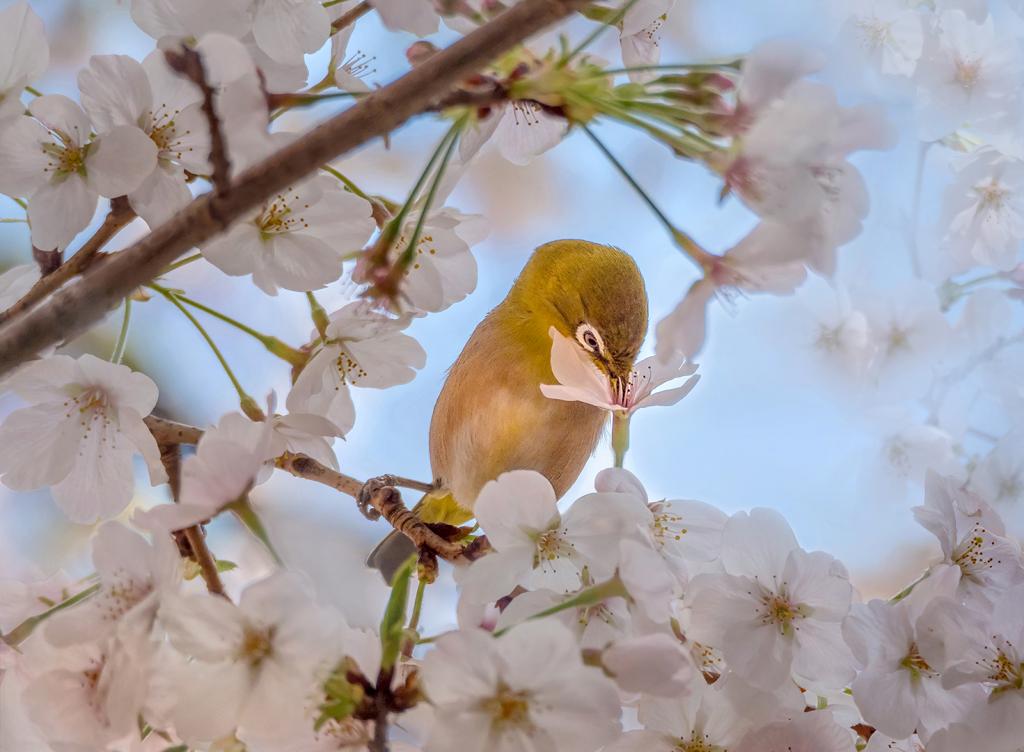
[130,0,255,42]
[734,710,855,752]
[844,565,984,740]
[420,620,622,752]
[541,327,700,415]
[0,1,49,125]
[370,0,439,37]
[456,470,651,604]
[837,0,925,78]
[969,429,1024,512]
[459,99,569,167]
[45,522,182,647]
[202,175,375,295]
[251,0,330,68]
[600,632,695,696]
[914,10,1024,140]
[0,94,156,251]
[286,300,427,436]
[0,354,165,523]
[685,508,855,691]
[942,149,1024,272]
[135,405,275,532]
[618,0,675,83]
[157,572,340,743]
[77,52,211,228]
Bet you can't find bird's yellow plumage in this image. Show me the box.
[368,239,648,579]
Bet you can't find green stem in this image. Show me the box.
[306,291,330,340]
[161,253,204,274]
[2,583,101,648]
[582,125,714,270]
[151,285,255,405]
[493,576,628,636]
[24,85,43,97]
[561,0,641,67]
[228,497,284,565]
[597,61,743,76]
[890,570,930,603]
[383,120,463,248]
[408,578,427,633]
[611,411,630,468]
[150,284,306,366]
[110,298,132,365]
[399,116,466,269]
[11,197,27,210]
[0,218,28,224]
[320,164,373,202]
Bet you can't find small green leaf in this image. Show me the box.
[379,555,416,671]
[215,559,238,573]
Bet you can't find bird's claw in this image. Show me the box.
[357,474,398,520]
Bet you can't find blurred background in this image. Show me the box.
[3,0,1020,632]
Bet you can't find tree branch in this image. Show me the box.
[332,0,372,33]
[0,196,135,324]
[145,417,483,565]
[0,0,588,377]
[158,440,228,598]
[164,47,231,196]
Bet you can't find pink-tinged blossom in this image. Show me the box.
[734,710,856,752]
[541,327,700,415]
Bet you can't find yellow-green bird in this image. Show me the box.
[367,239,648,580]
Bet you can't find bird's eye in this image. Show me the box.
[576,324,603,354]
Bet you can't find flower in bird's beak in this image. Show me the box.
[540,327,700,417]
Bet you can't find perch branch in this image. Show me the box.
[0,197,135,324]
[0,0,587,376]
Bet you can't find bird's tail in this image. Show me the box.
[366,488,472,583]
[366,529,419,584]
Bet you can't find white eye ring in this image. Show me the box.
[576,323,605,355]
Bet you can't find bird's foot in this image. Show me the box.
[357,474,399,520]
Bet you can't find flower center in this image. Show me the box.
[532,528,573,568]
[758,589,805,635]
[954,56,982,90]
[481,683,532,732]
[952,526,994,579]
[976,179,1009,213]
[147,103,188,157]
[886,325,911,354]
[856,17,891,50]
[71,386,110,415]
[239,625,275,666]
[676,732,722,752]
[650,506,686,549]
[900,643,937,681]
[258,189,310,236]
[42,140,86,180]
[334,348,368,385]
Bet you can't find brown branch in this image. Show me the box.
[158,439,228,598]
[0,0,589,377]
[332,0,371,33]
[0,196,135,324]
[145,415,204,445]
[164,48,231,196]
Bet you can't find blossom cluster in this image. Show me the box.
[1,0,1024,752]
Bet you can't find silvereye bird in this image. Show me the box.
[367,239,648,580]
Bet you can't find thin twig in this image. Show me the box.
[332,0,371,33]
[145,415,204,445]
[164,48,231,196]
[0,196,135,323]
[159,441,228,598]
[0,0,589,376]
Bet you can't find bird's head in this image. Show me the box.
[505,239,649,393]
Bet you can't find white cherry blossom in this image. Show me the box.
[251,0,330,67]
[46,522,182,647]
[456,470,651,604]
[370,0,439,37]
[0,1,49,124]
[130,0,255,42]
[157,572,340,744]
[844,565,984,741]
[618,0,675,83]
[78,52,212,228]
[459,100,569,167]
[734,710,855,752]
[420,620,622,752]
[202,175,374,294]
[0,354,165,523]
[970,429,1024,513]
[837,0,925,78]
[685,508,855,691]
[286,300,427,436]
[0,94,156,251]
